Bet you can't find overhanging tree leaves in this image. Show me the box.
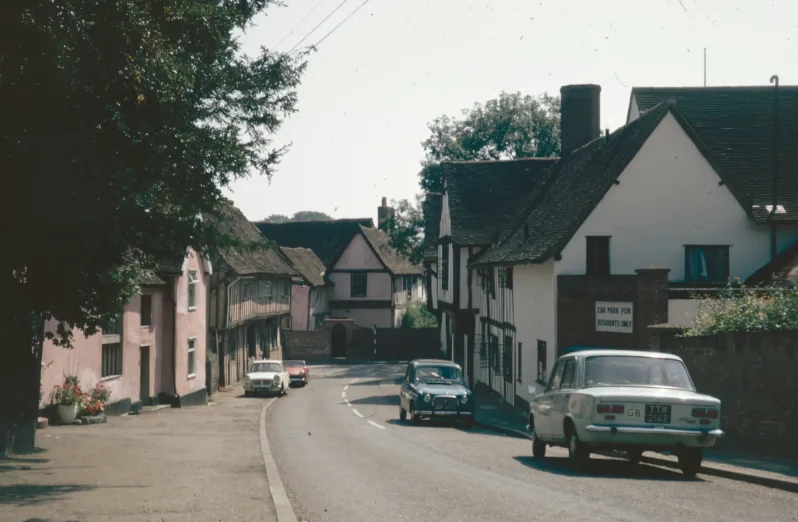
[0,0,306,454]
[378,198,425,264]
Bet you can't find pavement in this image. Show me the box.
[0,388,277,522]
[267,363,798,522]
[471,382,798,494]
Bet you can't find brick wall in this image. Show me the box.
[375,328,439,360]
[283,329,329,361]
[650,328,798,461]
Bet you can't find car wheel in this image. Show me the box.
[568,429,589,468]
[399,406,407,421]
[244,390,251,397]
[626,449,643,464]
[279,384,286,396]
[679,448,703,477]
[410,406,420,426]
[532,431,547,459]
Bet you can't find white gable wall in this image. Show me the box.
[556,111,798,280]
[334,233,384,270]
[626,95,641,122]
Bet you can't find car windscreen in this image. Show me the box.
[584,356,694,390]
[415,365,462,383]
[250,362,282,373]
[283,361,304,368]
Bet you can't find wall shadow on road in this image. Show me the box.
[513,455,702,482]
[348,395,400,406]
[0,484,97,506]
[385,419,507,436]
[347,377,403,387]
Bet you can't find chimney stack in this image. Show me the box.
[560,84,601,155]
[377,196,394,230]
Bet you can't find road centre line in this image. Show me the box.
[367,420,386,430]
[352,409,364,418]
[344,384,349,391]
[341,391,346,398]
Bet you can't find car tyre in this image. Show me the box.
[532,431,547,459]
[679,448,703,477]
[399,406,407,421]
[280,384,286,397]
[410,405,420,426]
[244,390,251,398]
[568,429,589,469]
[626,449,643,464]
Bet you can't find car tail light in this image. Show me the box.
[692,407,719,419]
[597,404,624,414]
[692,407,706,418]
[706,409,719,419]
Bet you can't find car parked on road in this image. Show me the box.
[527,349,723,477]
[399,359,474,428]
[244,360,290,397]
[285,360,310,387]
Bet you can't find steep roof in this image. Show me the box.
[279,247,329,287]
[474,101,675,266]
[255,218,374,267]
[632,86,798,223]
[444,157,557,245]
[746,241,798,286]
[214,200,297,276]
[358,226,423,275]
[422,193,441,262]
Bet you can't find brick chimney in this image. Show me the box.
[377,197,394,230]
[560,84,601,155]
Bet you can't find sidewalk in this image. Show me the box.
[472,384,798,493]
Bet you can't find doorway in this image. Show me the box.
[331,324,347,358]
[140,345,150,405]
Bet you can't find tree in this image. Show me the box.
[400,302,438,329]
[419,91,560,193]
[290,211,332,222]
[262,214,290,224]
[378,197,425,265]
[0,0,306,454]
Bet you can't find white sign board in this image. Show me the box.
[595,301,634,333]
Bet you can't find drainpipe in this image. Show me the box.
[769,74,780,261]
[172,276,179,404]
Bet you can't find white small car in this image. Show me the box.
[244,360,290,397]
[528,349,723,477]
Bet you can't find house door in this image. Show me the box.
[140,346,150,405]
[331,324,346,358]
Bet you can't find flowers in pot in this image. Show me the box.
[81,383,111,417]
[51,376,84,424]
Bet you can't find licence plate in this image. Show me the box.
[645,404,671,424]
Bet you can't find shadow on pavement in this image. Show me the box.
[348,395,400,406]
[0,484,97,506]
[348,377,402,387]
[513,455,701,482]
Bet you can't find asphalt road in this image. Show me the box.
[266,363,798,522]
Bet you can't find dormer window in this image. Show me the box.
[685,246,729,283]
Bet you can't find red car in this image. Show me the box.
[284,360,310,387]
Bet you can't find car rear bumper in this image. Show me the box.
[244,383,281,394]
[414,410,472,417]
[583,424,724,448]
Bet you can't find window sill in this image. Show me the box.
[535,379,547,387]
[141,325,153,329]
[187,374,196,380]
[188,307,197,312]
[101,375,122,382]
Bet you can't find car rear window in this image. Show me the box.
[584,356,694,390]
[284,360,305,367]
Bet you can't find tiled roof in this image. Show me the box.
[359,226,423,275]
[214,200,298,276]
[746,241,798,286]
[255,218,374,267]
[474,101,673,266]
[444,158,557,245]
[422,193,441,262]
[138,270,167,286]
[279,247,329,287]
[632,86,798,223]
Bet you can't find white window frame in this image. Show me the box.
[187,337,197,378]
[188,270,199,311]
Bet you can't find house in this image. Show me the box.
[207,200,298,390]
[280,247,332,331]
[421,193,442,315]
[467,83,798,408]
[430,156,556,385]
[40,250,211,415]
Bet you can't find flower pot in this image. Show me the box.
[57,403,78,424]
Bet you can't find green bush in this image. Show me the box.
[401,302,439,329]
[684,282,798,336]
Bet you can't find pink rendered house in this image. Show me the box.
[280,247,331,331]
[39,248,211,415]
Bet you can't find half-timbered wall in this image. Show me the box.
[227,277,291,327]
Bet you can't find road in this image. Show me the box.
[266,363,798,522]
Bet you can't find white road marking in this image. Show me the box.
[260,399,298,522]
[343,384,349,391]
[341,391,346,398]
[352,409,364,418]
[346,401,352,407]
[350,378,359,384]
[367,420,386,430]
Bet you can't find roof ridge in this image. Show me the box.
[633,85,798,91]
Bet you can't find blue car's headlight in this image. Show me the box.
[460,394,469,404]
[424,393,432,403]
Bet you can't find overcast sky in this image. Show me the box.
[227,0,797,223]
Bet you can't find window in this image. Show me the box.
[498,267,513,289]
[502,335,513,379]
[685,246,729,283]
[536,340,548,384]
[282,279,290,299]
[102,343,123,378]
[282,316,292,330]
[187,338,196,376]
[405,275,414,296]
[586,236,611,276]
[314,314,326,329]
[560,358,577,389]
[188,270,199,310]
[517,342,523,382]
[545,359,564,392]
[351,273,367,297]
[490,334,499,372]
[101,314,123,338]
[441,245,449,290]
[140,295,152,327]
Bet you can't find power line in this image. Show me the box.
[274,0,330,50]
[312,0,373,49]
[288,0,353,53]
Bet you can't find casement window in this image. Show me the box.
[499,267,513,290]
[140,295,152,327]
[502,335,513,379]
[102,343,123,378]
[490,334,499,372]
[517,342,523,382]
[188,270,199,310]
[586,236,611,276]
[441,246,450,290]
[536,340,548,384]
[187,337,196,377]
[351,273,367,297]
[685,246,730,283]
[405,275,414,296]
[487,267,496,298]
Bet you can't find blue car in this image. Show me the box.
[399,359,474,428]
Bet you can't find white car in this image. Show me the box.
[244,360,290,397]
[528,349,723,477]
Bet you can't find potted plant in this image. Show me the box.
[52,376,84,424]
[81,383,111,417]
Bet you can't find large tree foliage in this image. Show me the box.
[419,91,560,193]
[261,211,333,223]
[0,0,305,454]
[378,198,425,265]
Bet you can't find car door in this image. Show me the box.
[534,360,565,440]
[400,364,413,410]
[549,357,577,442]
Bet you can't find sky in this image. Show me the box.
[227,0,797,223]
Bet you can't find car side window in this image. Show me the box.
[545,361,564,392]
[559,358,576,390]
[404,365,412,383]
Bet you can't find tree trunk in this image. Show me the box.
[0,311,44,457]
